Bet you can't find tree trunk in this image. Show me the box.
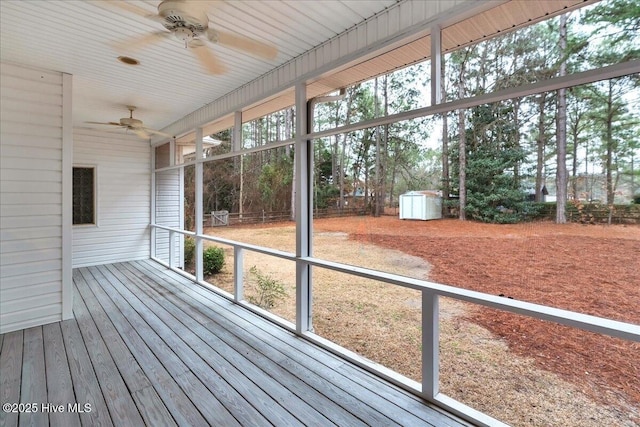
[605,81,615,206]
[513,98,521,186]
[374,77,381,217]
[631,153,636,200]
[379,76,389,216]
[441,59,450,217]
[458,108,466,221]
[239,156,244,220]
[339,93,355,209]
[290,109,296,220]
[536,93,547,202]
[332,105,340,186]
[388,151,399,210]
[605,80,615,224]
[339,137,346,209]
[457,51,468,221]
[570,110,580,200]
[364,165,370,212]
[556,13,568,224]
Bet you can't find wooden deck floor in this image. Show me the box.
[0,260,468,427]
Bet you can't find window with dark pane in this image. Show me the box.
[73,167,95,225]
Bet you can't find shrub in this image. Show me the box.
[184,237,195,267]
[247,266,287,310]
[203,246,225,275]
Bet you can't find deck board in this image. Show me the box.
[72,286,145,426]
[130,385,177,427]
[42,322,81,427]
[19,327,48,427]
[0,260,468,427]
[60,319,113,427]
[0,330,22,427]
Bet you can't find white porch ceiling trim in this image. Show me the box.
[155,0,476,143]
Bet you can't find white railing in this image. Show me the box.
[150,223,640,427]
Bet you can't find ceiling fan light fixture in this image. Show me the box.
[173,27,195,47]
[117,56,140,65]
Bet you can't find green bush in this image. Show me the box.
[247,266,287,310]
[184,237,195,267]
[203,246,225,275]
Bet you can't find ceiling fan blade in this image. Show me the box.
[113,31,169,52]
[191,45,227,75]
[85,121,122,126]
[104,1,163,22]
[132,128,151,139]
[208,29,278,60]
[180,1,214,17]
[143,128,173,138]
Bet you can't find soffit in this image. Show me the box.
[308,0,597,99]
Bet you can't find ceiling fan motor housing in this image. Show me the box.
[120,117,143,128]
[158,0,208,38]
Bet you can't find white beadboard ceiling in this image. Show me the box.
[0,0,397,135]
[0,0,597,141]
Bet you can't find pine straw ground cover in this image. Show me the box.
[204,217,639,427]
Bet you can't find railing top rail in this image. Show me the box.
[151,224,196,236]
[150,223,640,342]
[200,233,296,261]
[303,257,640,342]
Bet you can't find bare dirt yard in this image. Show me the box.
[205,216,639,426]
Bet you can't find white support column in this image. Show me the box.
[422,289,439,400]
[61,73,73,320]
[231,111,245,296]
[150,144,157,260]
[234,247,244,302]
[430,25,442,106]
[169,230,176,269]
[233,111,242,152]
[169,139,176,268]
[195,127,204,282]
[233,111,244,222]
[179,166,185,267]
[295,81,313,334]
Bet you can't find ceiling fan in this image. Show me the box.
[86,106,172,140]
[111,0,278,74]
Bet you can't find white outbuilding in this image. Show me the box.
[399,191,443,220]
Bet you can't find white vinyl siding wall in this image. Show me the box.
[154,170,181,266]
[0,63,66,333]
[72,128,150,267]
